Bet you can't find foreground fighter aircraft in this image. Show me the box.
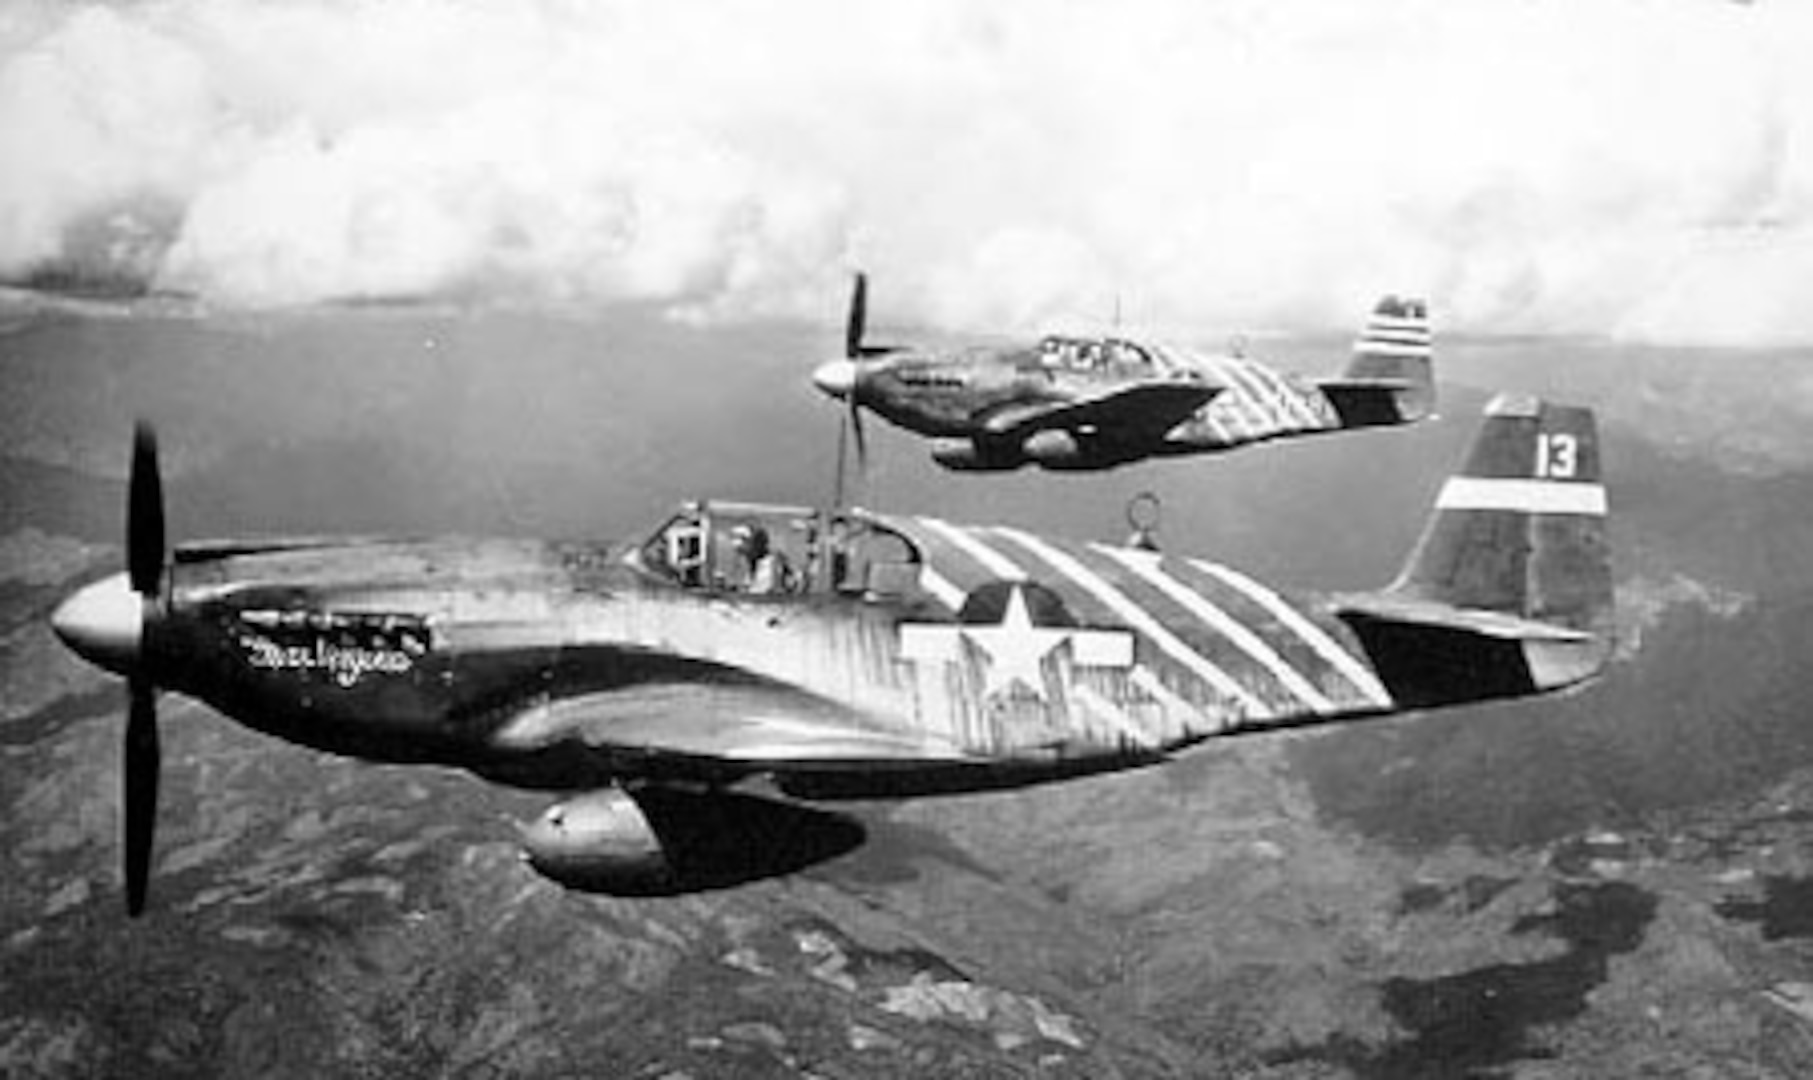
[52,396,1609,913]
[811,275,1435,472]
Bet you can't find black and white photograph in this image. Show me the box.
[4,1,1813,1076]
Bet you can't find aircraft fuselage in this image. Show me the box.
[120,508,1415,800]
[48,397,1608,907]
[843,341,1360,471]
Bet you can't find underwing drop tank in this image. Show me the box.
[520,786,867,896]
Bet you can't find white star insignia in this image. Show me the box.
[959,585,1072,699]
[899,583,1134,702]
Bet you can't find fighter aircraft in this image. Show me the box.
[811,274,1435,472]
[51,395,1610,912]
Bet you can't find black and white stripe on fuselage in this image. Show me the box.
[1149,345,1341,447]
[889,515,1392,753]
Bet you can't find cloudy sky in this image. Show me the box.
[1,0,1809,343]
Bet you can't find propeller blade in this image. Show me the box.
[850,397,868,473]
[833,409,850,509]
[124,675,160,917]
[128,422,165,597]
[845,272,868,360]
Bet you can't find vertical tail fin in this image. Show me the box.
[1335,395,1613,706]
[1321,295,1435,426]
[1398,394,1611,631]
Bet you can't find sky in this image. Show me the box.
[1,0,1811,344]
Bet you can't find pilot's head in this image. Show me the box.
[733,524,769,558]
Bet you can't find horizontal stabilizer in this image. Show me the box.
[1317,376,1412,394]
[1334,593,1595,643]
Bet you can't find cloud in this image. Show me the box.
[1,0,1811,343]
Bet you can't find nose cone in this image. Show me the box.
[811,358,858,400]
[51,572,143,675]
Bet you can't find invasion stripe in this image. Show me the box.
[919,517,1027,581]
[1130,665,1232,739]
[1234,358,1291,425]
[1241,359,1315,431]
[1366,315,1428,332]
[1147,343,1188,373]
[1200,356,1272,437]
[1245,360,1324,429]
[1096,546,1336,712]
[1071,683,1159,749]
[1185,558,1394,707]
[1436,477,1607,515]
[1353,339,1431,359]
[1213,393,1257,442]
[1146,343,1192,378]
[1218,357,1286,424]
[988,528,1267,715]
[918,567,966,611]
[1362,318,1430,334]
[1362,329,1431,347]
[1192,358,1255,441]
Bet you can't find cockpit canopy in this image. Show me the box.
[1035,336,1158,374]
[631,501,921,599]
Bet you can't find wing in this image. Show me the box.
[981,381,1220,440]
[493,681,975,770]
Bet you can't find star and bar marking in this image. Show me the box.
[898,583,1132,702]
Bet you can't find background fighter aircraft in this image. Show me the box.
[51,396,1609,913]
[811,274,1435,472]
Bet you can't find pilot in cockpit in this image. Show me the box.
[734,524,795,595]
